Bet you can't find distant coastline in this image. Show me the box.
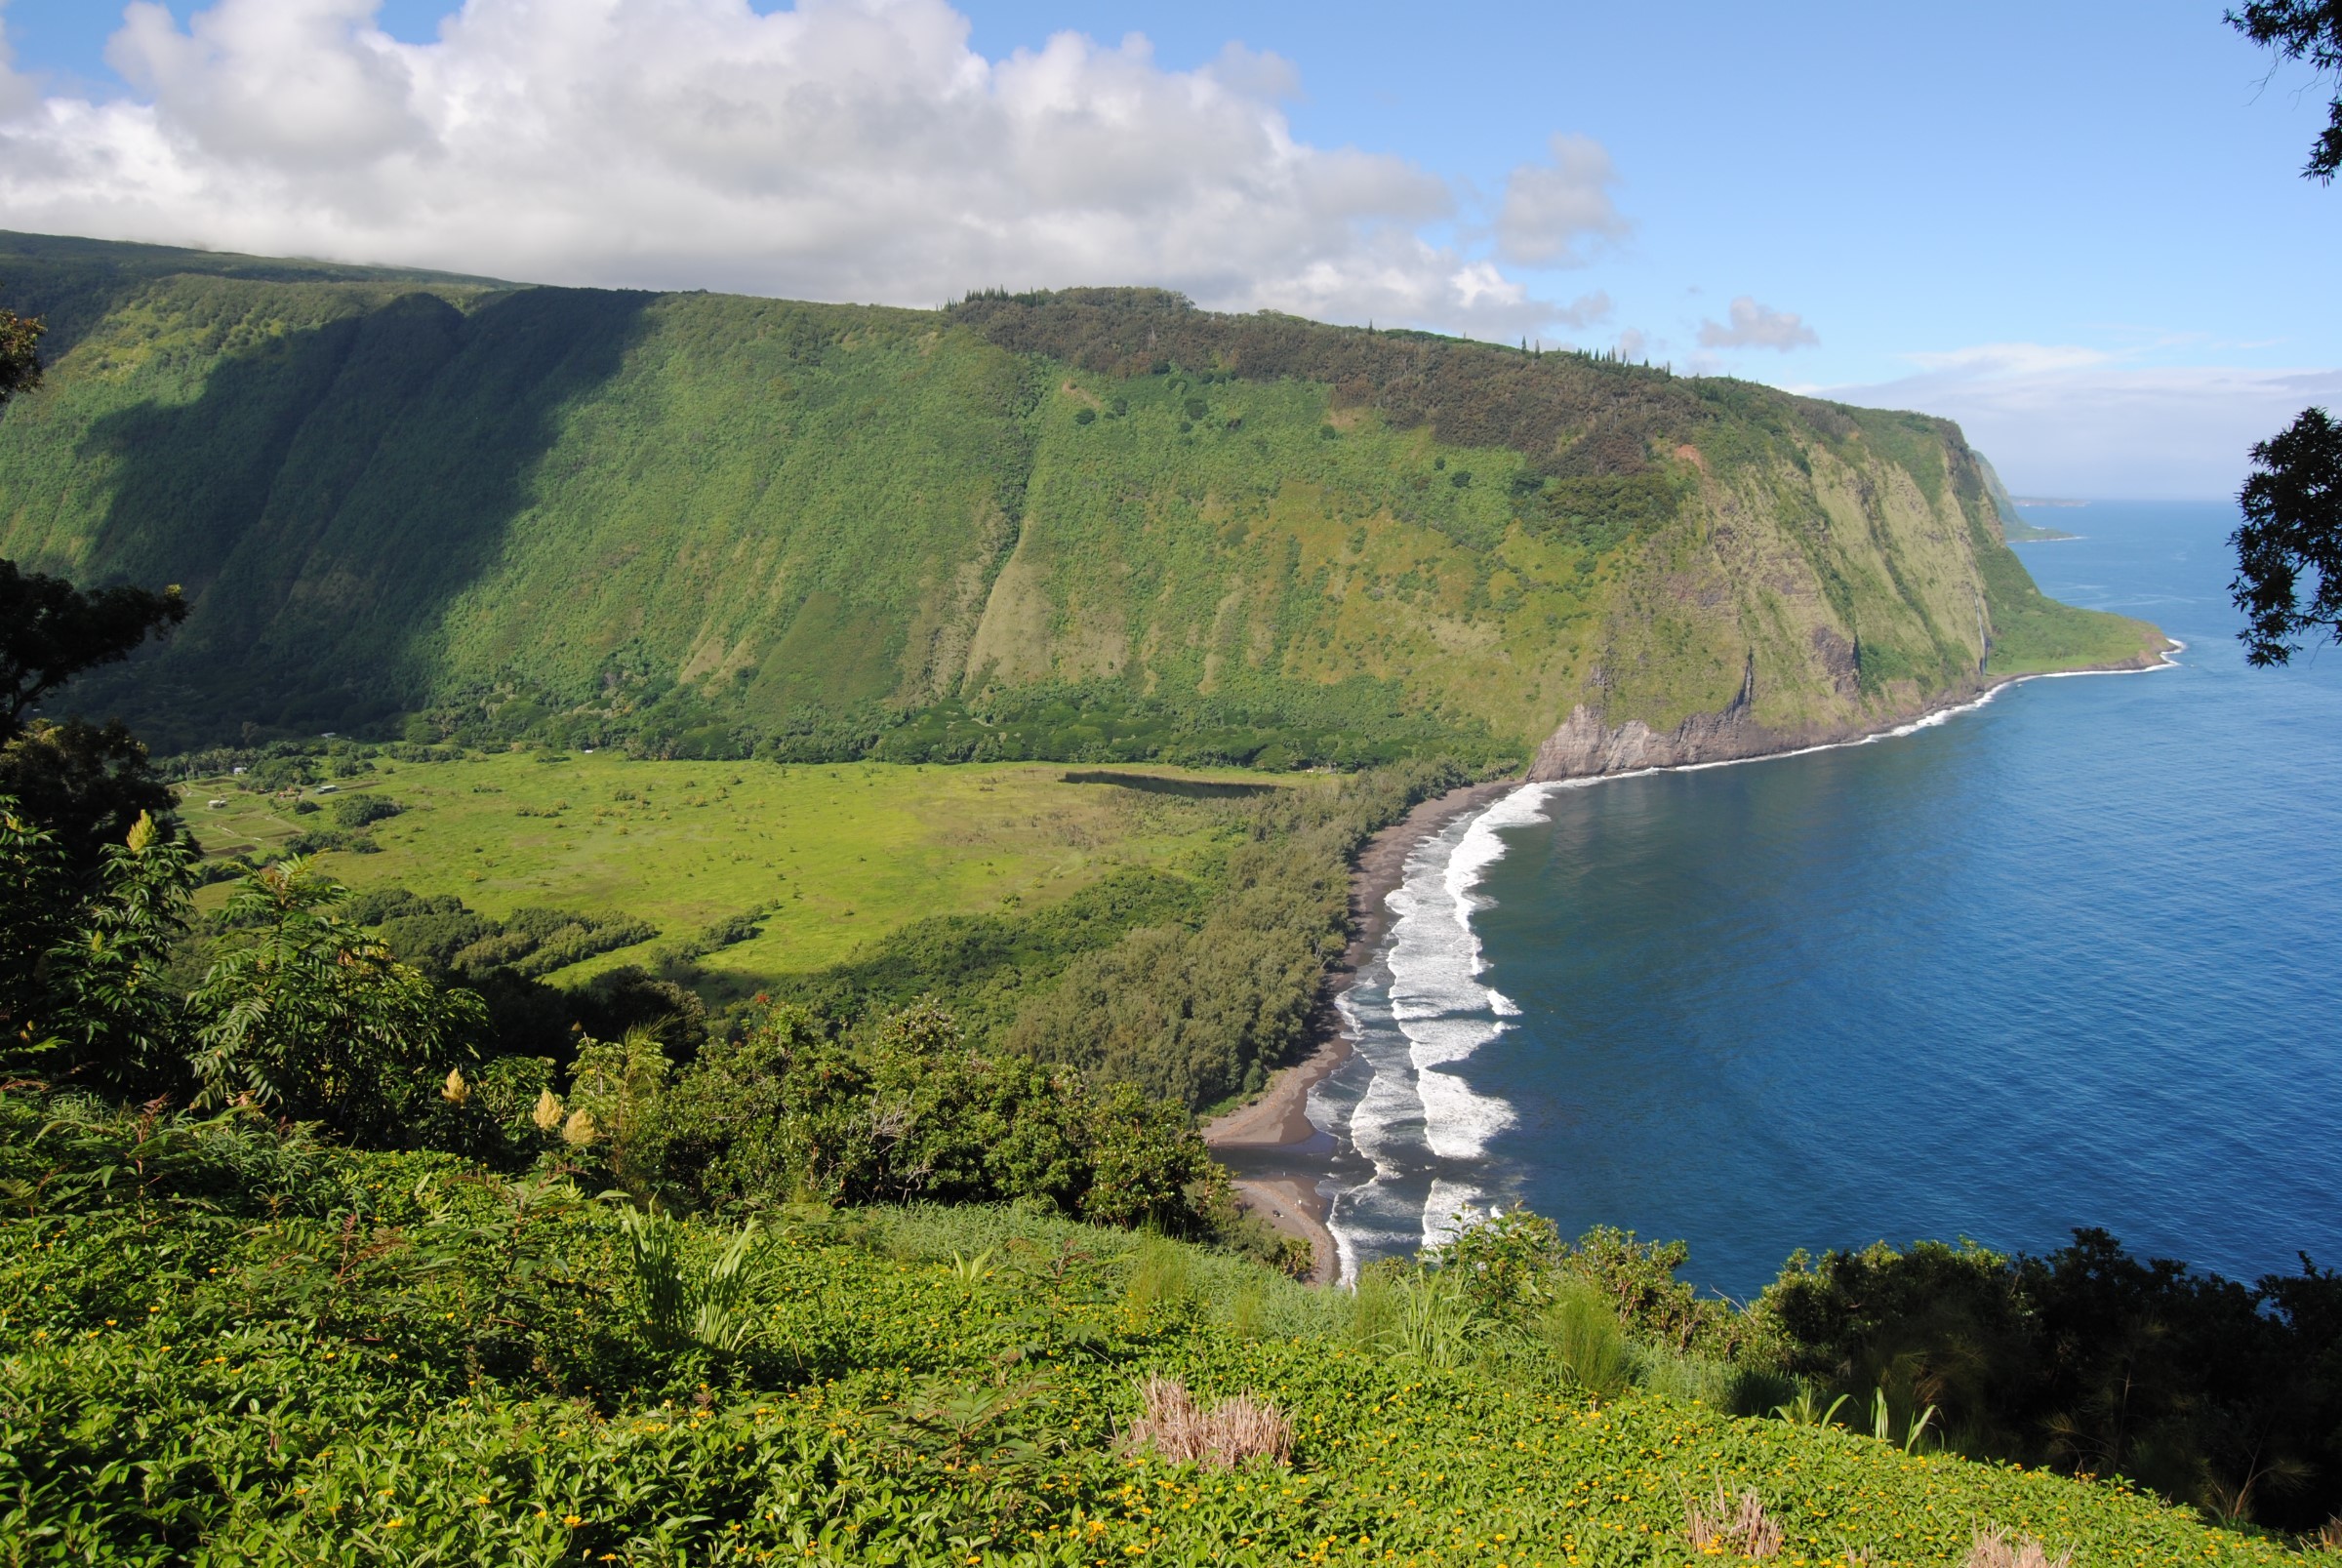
[1204,637,2182,1283]
[2006,498,2084,541]
[2005,519,2081,542]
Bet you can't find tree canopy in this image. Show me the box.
[0,559,188,742]
[2226,5,2342,663]
[2230,1,2342,181]
[2233,407,2342,663]
[0,560,190,866]
[0,288,39,410]
[0,296,188,740]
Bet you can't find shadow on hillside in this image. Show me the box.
[59,285,654,749]
[1060,769,1279,798]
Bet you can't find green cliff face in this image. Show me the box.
[0,232,2160,764]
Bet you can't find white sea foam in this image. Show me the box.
[1421,1179,1484,1253]
[1322,653,2185,1282]
[1319,785,1568,1277]
[1381,791,1558,1161]
[1339,993,1421,1176]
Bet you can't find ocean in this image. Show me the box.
[1313,500,2342,1299]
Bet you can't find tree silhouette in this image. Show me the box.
[2226,4,2342,663]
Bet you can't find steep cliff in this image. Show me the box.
[0,232,2160,762]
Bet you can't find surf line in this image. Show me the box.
[1319,787,1555,1285]
[1315,647,2184,1284]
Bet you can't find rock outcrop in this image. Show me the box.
[1528,655,1794,779]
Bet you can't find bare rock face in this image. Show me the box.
[1527,630,2174,783]
[1527,657,1777,781]
[1528,704,1774,781]
[1810,626,1861,698]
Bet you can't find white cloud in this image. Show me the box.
[1697,295,1819,351]
[1545,290,1612,329]
[0,2,35,121]
[1494,132,1627,266]
[1614,327,1648,362]
[1902,342,2111,376]
[1830,344,2342,499]
[0,0,1604,341]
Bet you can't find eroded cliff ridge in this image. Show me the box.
[0,233,2160,760]
[1512,444,2168,781]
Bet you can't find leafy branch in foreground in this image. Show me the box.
[2232,405,2342,664]
[2225,7,2342,669]
[2229,0,2342,182]
[188,857,485,1133]
[0,558,186,744]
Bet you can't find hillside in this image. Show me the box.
[0,231,2160,766]
[2,1092,2294,1567]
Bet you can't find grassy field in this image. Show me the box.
[177,752,1294,985]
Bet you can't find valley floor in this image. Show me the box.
[179,753,1287,998]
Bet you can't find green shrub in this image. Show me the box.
[188,859,487,1137]
[0,1090,2301,1566]
[645,1000,1230,1234]
[1535,1282,1634,1400]
[329,793,402,828]
[283,824,381,853]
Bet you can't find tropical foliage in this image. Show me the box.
[186,859,487,1134]
[0,1093,2302,1566]
[1361,1205,2342,1537]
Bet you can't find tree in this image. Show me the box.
[36,809,199,1096]
[2226,5,2342,663]
[2233,407,2342,663]
[2230,1,2342,181]
[2,795,199,1095]
[0,296,189,857]
[0,559,187,741]
[0,289,39,410]
[190,858,486,1137]
[0,795,74,1064]
[0,303,189,744]
[0,717,182,870]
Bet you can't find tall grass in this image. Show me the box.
[1126,1235,1196,1312]
[1532,1281,1634,1399]
[1120,1374,1294,1469]
[842,1203,1352,1340]
[616,1206,766,1354]
[1635,1347,1797,1417]
[1374,1267,1483,1369]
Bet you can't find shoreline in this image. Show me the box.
[1203,778,1515,1286]
[1203,638,2180,1285]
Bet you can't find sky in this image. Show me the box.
[0,0,2335,498]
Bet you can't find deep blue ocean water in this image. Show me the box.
[1317,502,2342,1298]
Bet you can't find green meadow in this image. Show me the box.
[176,753,1292,985]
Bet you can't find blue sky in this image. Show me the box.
[1,0,2335,496]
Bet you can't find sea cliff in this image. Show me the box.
[0,230,2160,758]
